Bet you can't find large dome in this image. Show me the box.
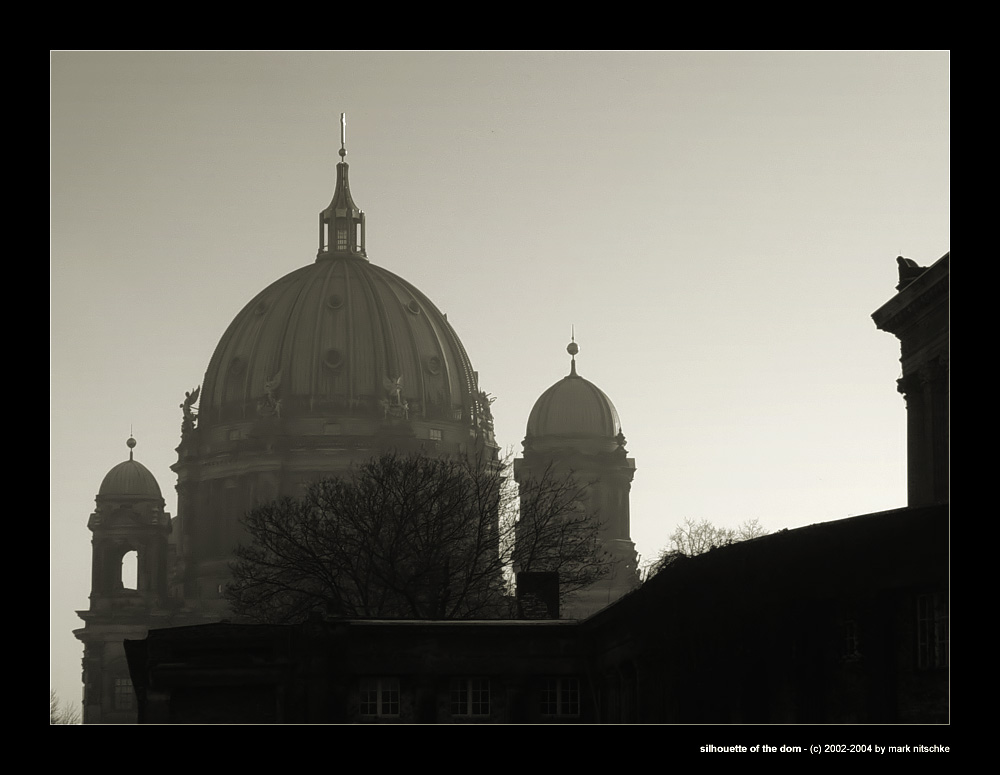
[194,154,491,439]
[199,255,480,430]
[171,150,496,595]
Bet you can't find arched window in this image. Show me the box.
[121,550,138,591]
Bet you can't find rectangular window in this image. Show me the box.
[429,428,442,441]
[114,677,134,711]
[841,619,861,660]
[541,677,580,717]
[917,593,948,670]
[336,227,348,251]
[450,678,490,717]
[359,677,400,717]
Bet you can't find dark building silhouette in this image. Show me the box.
[122,252,949,724]
[126,504,947,723]
[872,253,949,507]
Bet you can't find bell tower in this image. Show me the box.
[74,437,172,723]
[515,339,638,618]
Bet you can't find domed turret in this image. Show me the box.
[99,437,162,499]
[524,338,625,455]
[78,437,173,723]
[515,338,638,618]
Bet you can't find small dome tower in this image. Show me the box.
[514,338,638,618]
[75,436,172,724]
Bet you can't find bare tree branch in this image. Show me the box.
[50,690,81,725]
[649,518,769,575]
[227,452,609,622]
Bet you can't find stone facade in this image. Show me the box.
[872,253,949,507]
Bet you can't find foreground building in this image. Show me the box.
[125,503,947,723]
[123,253,949,724]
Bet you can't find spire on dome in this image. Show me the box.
[127,434,136,461]
[318,112,367,260]
[567,329,580,377]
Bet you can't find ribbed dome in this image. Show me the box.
[526,373,622,439]
[99,459,162,499]
[199,255,480,428]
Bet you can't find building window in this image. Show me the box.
[336,227,348,251]
[450,678,490,717]
[917,593,948,669]
[359,677,400,717]
[429,428,442,441]
[841,619,861,661]
[114,677,134,711]
[541,677,580,717]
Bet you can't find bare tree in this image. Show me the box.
[50,690,81,725]
[650,518,768,574]
[227,452,608,622]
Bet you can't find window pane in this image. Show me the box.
[360,677,399,717]
[450,678,467,716]
[542,678,579,717]
[451,678,489,716]
[381,678,400,717]
[114,677,134,711]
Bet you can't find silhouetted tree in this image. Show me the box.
[50,690,81,725]
[650,518,768,574]
[227,452,608,622]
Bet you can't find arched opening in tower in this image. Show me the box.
[121,550,138,591]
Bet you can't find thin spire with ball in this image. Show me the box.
[568,327,579,377]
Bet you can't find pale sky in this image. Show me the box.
[51,51,949,709]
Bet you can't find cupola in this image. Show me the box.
[318,113,366,259]
[525,339,623,444]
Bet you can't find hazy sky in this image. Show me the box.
[51,51,949,708]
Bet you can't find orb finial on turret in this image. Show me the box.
[567,328,579,376]
[127,434,137,461]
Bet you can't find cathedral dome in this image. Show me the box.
[198,255,480,429]
[525,342,621,441]
[171,129,496,594]
[195,145,488,437]
[99,438,162,499]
